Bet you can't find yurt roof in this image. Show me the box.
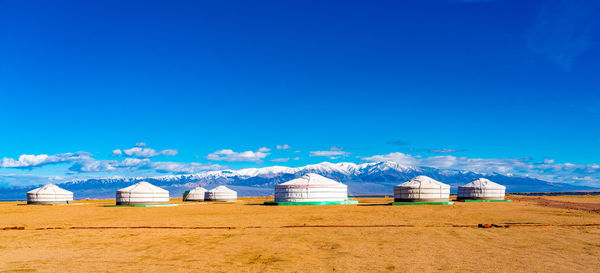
[278,173,344,186]
[397,175,450,189]
[208,185,236,193]
[27,184,73,195]
[188,186,207,193]
[117,181,168,193]
[460,178,506,189]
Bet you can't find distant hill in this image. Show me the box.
[0,161,595,200]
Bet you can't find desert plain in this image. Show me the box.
[1,195,599,272]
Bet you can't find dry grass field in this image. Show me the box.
[1,195,600,272]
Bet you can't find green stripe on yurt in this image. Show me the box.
[461,199,512,202]
[264,200,359,206]
[182,190,190,200]
[391,201,454,205]
[104,204,179,207]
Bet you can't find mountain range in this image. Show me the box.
[1,161,595,200]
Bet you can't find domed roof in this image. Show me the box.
[208,185,236,193]
[117,181,168,194]
[396,176,450,189]
[277,173,344,186]
[460,178,505,189]
[27,184,73,195]
[188,186,207,193]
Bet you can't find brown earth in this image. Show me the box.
[511,196,600,214]
[1,195,599,272]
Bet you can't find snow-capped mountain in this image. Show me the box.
[0,161,594,200]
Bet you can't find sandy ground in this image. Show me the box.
[1,195,600,272]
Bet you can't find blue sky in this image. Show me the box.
[1,0,599,187]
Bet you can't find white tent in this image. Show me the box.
[27,184,73,204]
[394,176,450,202]
[205,186,237,201]
[184,186,207,202]
[458,178,506,200]
[274,173,348,202]
[116,181,170,205]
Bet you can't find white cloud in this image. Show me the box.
[69,160,118,172]
[270,158,290,162]
[205,148,269,162]
[1,149,219,176]
[276,144,291,150]
[120,158,151,167]
[149,162,224,174]
[68,156,156,173]
[123,147,159,157]
[122,147,178,158]
[543,159,555,164]
[112,149,122,156]
[310,151,347,157]
[1,154,51,167]
[257,147,271,152]
[427,149,464,153]
[161,149,179,156]
[67,157,222,174]
[135,142,147,147]
[0,173,69,187]
[293,157,300,160]
[1,152,92,168]
[362,152,600,186]
[309,147,349,157]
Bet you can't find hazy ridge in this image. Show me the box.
[1,161,594,200]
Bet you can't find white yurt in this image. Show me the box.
[274,173,349,203]
[183,186,207,202]
[205,186,237,201]
[116,181,170,205]
[394,176,450,202]
[458,178,506,200]
[27,184,73,204]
